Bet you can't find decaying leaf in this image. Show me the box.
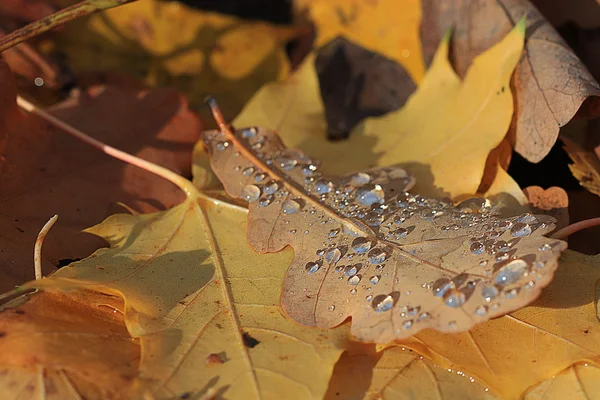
[523,363,600,400]
[523,186,569,230]
[202,97,566,344]
[231,22,526,200]
[325,345,497,399]
[0,290,139,400]
[398,250,600,398]
[0,60,200,291]
[420,0,600,163]
[30,184,348,399]
[52,0,297,124]
[295,0,424,83]
[315,38,416,140]
[563,135,600,197]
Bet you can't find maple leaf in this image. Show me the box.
[0,60,200,292]
[0,290,139,399]
[25,181,348,399]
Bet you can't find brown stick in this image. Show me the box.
[0,0,138,53]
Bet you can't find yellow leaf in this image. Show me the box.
[399,250,600,399]
[232,22,525,199]
[523,363,600,400]
[325,345,498,399]
[0,290,139,399]
[296,0,425,82]
[31,188,348,398]
[53,0,296,124]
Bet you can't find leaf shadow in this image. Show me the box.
[324,344,381,399]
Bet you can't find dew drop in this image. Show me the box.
[402,320,413,330]
[351,237,372,254]
[355,184,385,206]
[350,172,371,186]
[348,275,361,285]
[365,212,384,227]
[305,262,320,274]
[470,242,485,255]
[539,243,551,251]
[417,312,430,321]
[368,248,388,264]
[369,275,380,285]
[366,294,373,301]
[329,228,340,238]
[345,265,358,277]
[457,197,490,213]
[241,185,260,202]
[216,141,231,151]
[444,291,466,308]
[496,252,509,262]
[391,228,408,240]
[510,222,532,237]
[372,294,395,312]
[493,259,528,286]
[420,208,436,220]
[282,199,301,214]
[264,181,279,195]
[259,196,272,207]
[475,305,488,316]
[325,248,342,264]
[479,260,488,267]
[350,288,357,294]
[315,180,332,194]
[505,287,520,299]
[242,166,255,176]
[279,157,297,170]
[302,164,318,176]
[328,305,335,312]
[254,173,267,182]
[482,286,499,302]
[432,278,455,297]
[518,213,537,224]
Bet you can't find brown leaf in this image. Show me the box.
[420,0,600,162]
[0,290,139,399]
[523,186,569,229]
[315,37,416,140]
[0,61,201,291]
[201,116,566,343]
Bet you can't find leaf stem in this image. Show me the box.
[0,0,138,53]
[16,95,196,196]
[551,217,600,240]
[34,214,58,280]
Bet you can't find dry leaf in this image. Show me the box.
[523,186,570,229]
[31,187,348,399]
[52,0,297,124]
[563,134,600,197]
[523,363,600,400]
[399,250,600,398]
[0,61,200,291]
[230,22,526,200]
[0,290,139,400]
[295,0,425,83]
[420,0,600,163]
[325,345,497,399]
[315,38,416,140]
[202,98,566,344]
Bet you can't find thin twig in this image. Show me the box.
[16,95,195,196]
[551,217,600,240]
[0,0,138,53]
[34,214,58,280]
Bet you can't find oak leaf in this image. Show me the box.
[0,61,200,292]
[202,95,566,346]
[420,0,600,162]
[523,363,600,400]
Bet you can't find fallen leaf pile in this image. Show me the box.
[1,0,600,399]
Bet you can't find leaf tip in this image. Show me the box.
[515,16,527,36]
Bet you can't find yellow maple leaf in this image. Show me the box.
[27,182,347,399]
[296,0,425,82]
[231,21,526,200]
